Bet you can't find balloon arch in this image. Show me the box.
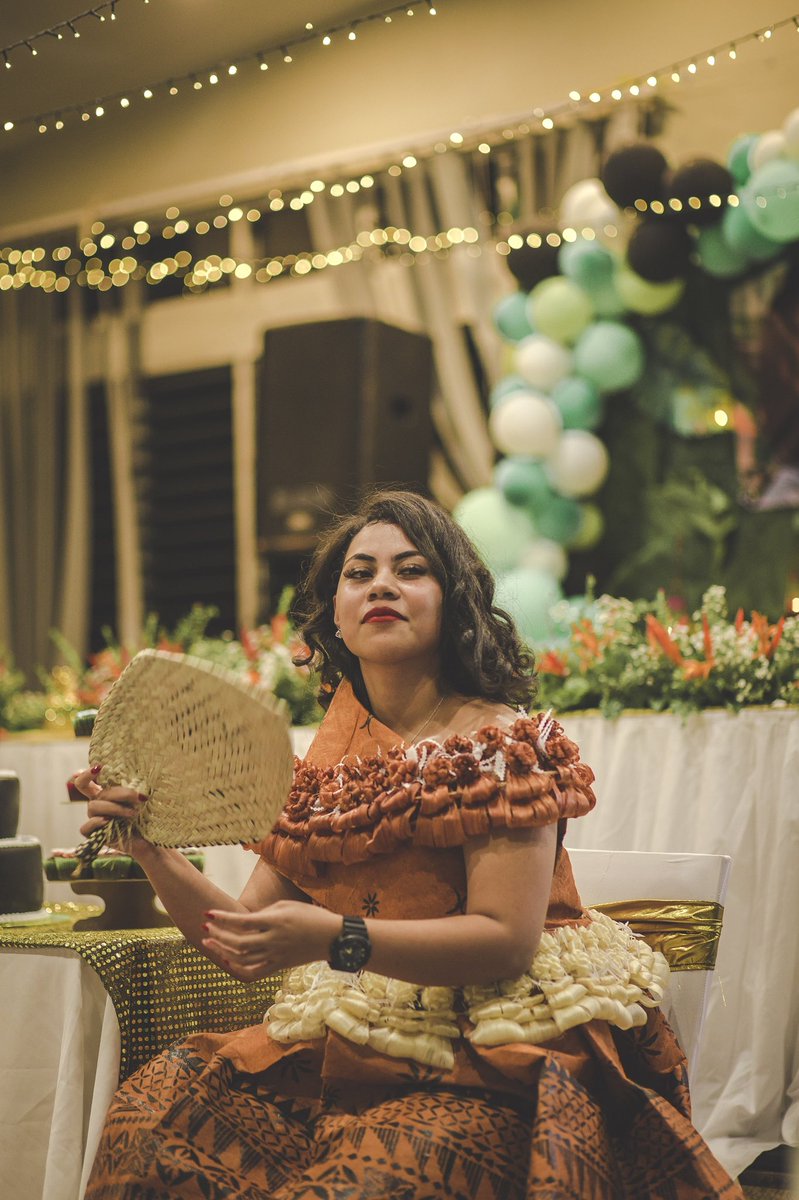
[456,106,799,643]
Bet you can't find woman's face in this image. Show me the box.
[333,522,444,669]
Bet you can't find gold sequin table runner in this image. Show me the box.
[0,916,280,1080]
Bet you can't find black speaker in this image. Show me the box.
[139,366,236,631]
[257,319,434,549]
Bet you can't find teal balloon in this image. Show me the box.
[727,134,757,187]
[741,159,799,243]
[558,239,626,317]
[573,320,645,394]
[550,376,603,430]
[494,567,563,644]
[695,225,749,278]
[559,240,615,290]
[453,487,534,573]
[494,457,552,509]
[722,203,782,263]
[526,276,593,345]
[489,375,530,409]
[534,493,582,545]
[493,292,535,342]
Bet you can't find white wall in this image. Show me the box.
[1,0,797,236]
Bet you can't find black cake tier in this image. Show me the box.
[0,836,44,915]
[0,772,20,839]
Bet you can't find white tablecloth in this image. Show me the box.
[2,712,797,1180]
[563,707,799,1178]
[0,946,120,1200]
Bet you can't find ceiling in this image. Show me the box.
[0,0,386,148]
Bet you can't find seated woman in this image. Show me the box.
[76,489,742,1199]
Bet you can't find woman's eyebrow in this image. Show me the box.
[342,550,424,566]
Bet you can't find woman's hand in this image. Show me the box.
[202,901,340,981]
[73,767,150,857]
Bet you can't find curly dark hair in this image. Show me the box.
[292,488,537,711]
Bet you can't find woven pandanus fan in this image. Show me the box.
[73,649,294,874]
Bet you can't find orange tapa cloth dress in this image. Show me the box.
[85,681,743,1199]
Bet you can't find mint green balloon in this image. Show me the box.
[551,376,603,430]
[695,226,748,278]
[559,240,615,289]
[742,159,799,243]
[616,266,684,315]
[453,487,534,573]
[489,375,530,409]
[727,134,757,186]
[534,493,582,544]
[494,566,563,643]
[494,457,552,509]
[722,203,781,263]
[526,276,593,345]
[573,320,645,394]
[493,292,535,342]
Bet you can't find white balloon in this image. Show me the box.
[489,391,562,459]
[520,537,568,581]
[559,178,620,236]
[783,107,799,159]
[750,129,787,171]
[515,334,573,393]
[545,429,609,497]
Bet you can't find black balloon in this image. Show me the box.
[506,231,561,291]
[626,218,692,282]
[665,159,733,227]
[601,143,669,209]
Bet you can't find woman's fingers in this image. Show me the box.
[79,816,111,836]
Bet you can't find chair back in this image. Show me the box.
[567,847,731,1075]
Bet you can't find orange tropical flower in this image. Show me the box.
[538,650,569,676]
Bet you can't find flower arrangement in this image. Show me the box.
[536,586,798,719]
[0,595,322,734]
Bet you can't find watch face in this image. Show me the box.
[336,934,370,971]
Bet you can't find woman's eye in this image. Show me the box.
[344,569,371,580]
[399,565,425,576]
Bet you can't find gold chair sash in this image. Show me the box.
[590,900,724,972]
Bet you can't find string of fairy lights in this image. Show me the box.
[0,10,797,293]
[1,7,795,138]
[1,1,438,133]
[1,1,143,70]
[0,190,785,297]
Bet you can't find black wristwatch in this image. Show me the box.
[328,915,372,973]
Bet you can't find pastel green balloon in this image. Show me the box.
[489,375,530,409]
[526,276,593,345]
[722,203,782,263]
[494,457,552,509]
[453,487,534,573]
[727,134,757,186]
[573,320,645,394]
[493,292,535,342]
[695,226,749,278]
[558,240,615,290]
[616,266,685,315]
[570,503,605,550]
[494,566,563,644]
[550,376,603,430]
[534,493,583,545]
[742,159,799,243]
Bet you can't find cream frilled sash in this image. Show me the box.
[265,909,670,1070]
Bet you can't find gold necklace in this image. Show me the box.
[408,694,446,745]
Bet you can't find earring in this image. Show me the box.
[335,628,343,639]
